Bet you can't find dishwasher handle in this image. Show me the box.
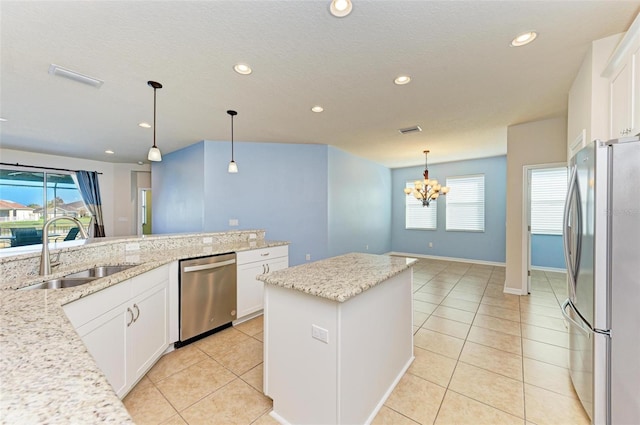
[183,258,236,273]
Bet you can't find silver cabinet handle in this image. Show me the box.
[261,252,270,257]
[133,303,140,323]
[560,299,591,338]
[127,307,134,327]
[266,263,270,273]
[262,264,266,274]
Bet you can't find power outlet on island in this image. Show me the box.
[311,324,329,344]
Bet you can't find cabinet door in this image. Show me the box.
[75,305,129,398]
[611,60,633,138]
[237,262,266,319]
[127,280,169,384]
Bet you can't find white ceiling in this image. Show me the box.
[1,1,638,168]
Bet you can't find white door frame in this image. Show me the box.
[521,162,567,294]
[137,187,151,236]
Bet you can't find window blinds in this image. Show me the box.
[405,181,437,230]
[530,167,568,235]
[445,174,485,232]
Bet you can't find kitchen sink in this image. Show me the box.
[21,277,98,290]
[64,265,136,278]
[20,264,136,290]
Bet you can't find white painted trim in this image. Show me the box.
[602,12,640,78]
[503,286,527,296]
[531,266,567,273]
[387,251,505,267]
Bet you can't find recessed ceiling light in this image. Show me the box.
[330,0,353,17]
[510,31,538,47]
[394,75,411,85]
[105,150,115,154]
[311,105,324,113]
[137,161,144,165]
[0,118,7,122]
[138,122,151,128]
[233,63,252,75]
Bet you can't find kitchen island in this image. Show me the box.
[258,253,416,425]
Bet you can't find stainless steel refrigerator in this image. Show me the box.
[562,136,640,425]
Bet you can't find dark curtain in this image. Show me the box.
[75,170,106,237]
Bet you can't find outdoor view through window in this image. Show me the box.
[0,167,90,249]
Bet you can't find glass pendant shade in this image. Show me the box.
[148,146,162,162]
[228,160,238,173]
[227,110,238,173]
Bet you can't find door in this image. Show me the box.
[128,281,169,382]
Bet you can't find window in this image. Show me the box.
[530,167,568,235]
[405,181,437,230]
[0,167,90,249]
[446,174,485,232]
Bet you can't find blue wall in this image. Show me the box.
[391,156,507,263]
[531,234,565,269]
[327,147,391,256]
[200,141,329,266]
[152,142,205,234]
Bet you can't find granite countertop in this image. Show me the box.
[257,252,416,302]
[0,232,287,423]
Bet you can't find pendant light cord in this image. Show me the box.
[231,113,234,161]
[152,87,157,149]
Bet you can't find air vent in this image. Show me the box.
[48,64,104,88]
[398,125,422,135]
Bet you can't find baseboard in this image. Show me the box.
[387,251,505,267]
[503,286,527,295]
[531,266,567,273]
[364,354,415,425]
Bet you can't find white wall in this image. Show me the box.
[0,148,150,237]
[504,117,567,294]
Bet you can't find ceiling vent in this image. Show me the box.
[48,64,104,88]
[398,125,422,135]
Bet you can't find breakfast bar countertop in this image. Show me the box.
[0,230,287,423]
[258,252,417,302]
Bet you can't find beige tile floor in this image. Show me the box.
[123,258,591,425]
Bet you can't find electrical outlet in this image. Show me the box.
[311,324,329,343]
[429,242,433,248]
[229,219,239,226]
[306,254,311,261]
[365,245,369,250]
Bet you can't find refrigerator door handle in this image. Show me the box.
[563,164,578,300]
[561,299,592,338]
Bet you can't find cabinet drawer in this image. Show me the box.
[237,245,288,265]
[131,264,169,297]
[63,278,131,329]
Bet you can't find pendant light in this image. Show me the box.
[147,81,163,162]
[227,110,238,173]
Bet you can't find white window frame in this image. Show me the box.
[530,167,567,235]
[405,181,437,230]
[445,174,485,232]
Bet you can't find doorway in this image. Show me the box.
[138,188,152,236]
[523,163,568,294]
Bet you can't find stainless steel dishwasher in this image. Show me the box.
[178,252,237,345]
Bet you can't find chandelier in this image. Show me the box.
[403,150,450,207]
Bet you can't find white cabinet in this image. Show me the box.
[236,245,288,321]
[604,14,640,139]
[63,264,170,398]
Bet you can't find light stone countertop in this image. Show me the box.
[257,252,417,302]
[0,231,288,423]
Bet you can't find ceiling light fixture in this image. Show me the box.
[394,75,411,85]
[48,64,104,88]
[403,150,450,207]
[311,105,324,113]
[138,122,151,128]
[147,81,163,162]
[0,118,7,122]
[510,31,538,47]
[233,63,252,75]
[105,150,115,154]
[227,110,239,173]
[329,0,353,17]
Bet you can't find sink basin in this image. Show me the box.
[21,277,98,290]
[64,265,136,278]
[20,265,136,290]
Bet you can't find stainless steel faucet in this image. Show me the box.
[40,216,89,275]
